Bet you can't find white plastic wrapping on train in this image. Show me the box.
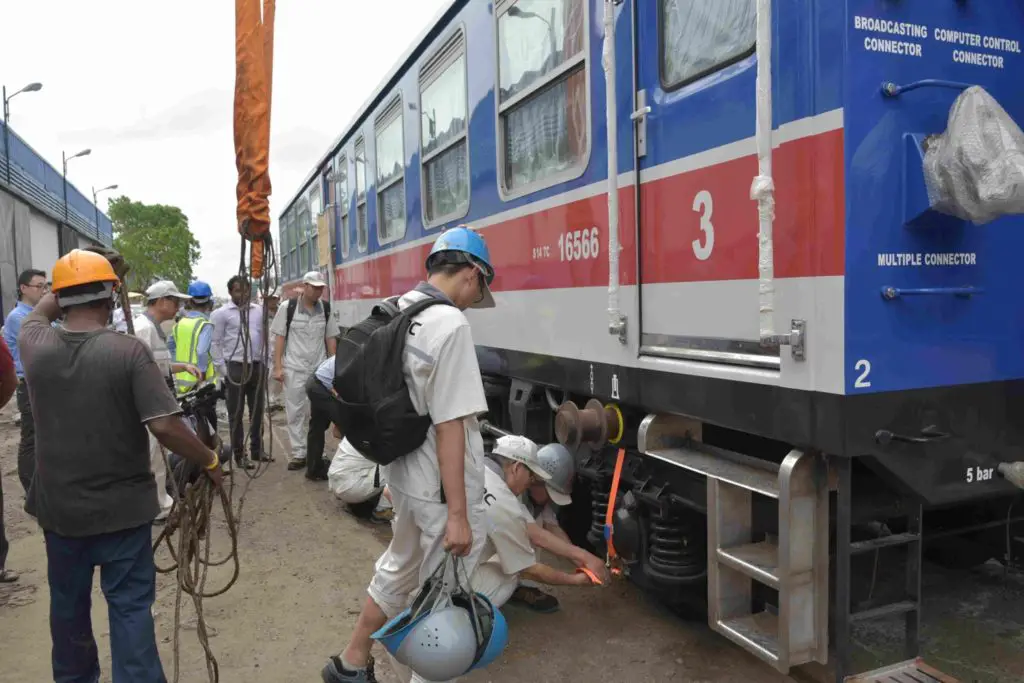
[923,86,1024,225]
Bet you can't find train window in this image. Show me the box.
[375,96,406,245]
[355,137,368,253]
[334,152,350,259]
[309,184,321,269]
[660,0,756,90]
[419,29,469,228]
[281,210,293,276]
[496,0,589,197]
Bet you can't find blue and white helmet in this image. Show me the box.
[426,226,496,309]
[372,552,508,678]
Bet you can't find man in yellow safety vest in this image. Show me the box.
[169,281,217,406]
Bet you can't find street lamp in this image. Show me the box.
[62,148,91,223]
[93,183,118,238]
[3,81,43,184]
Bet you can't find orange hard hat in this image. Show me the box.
[52,249,120,292]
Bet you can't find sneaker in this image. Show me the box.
[0,569,19,583]
[369,508,394,524]
[508,585,560,613]
[287,458,306,471]
[322,654,377,683]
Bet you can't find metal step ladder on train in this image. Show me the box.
[638,415,830,674]
[832,458,955,683]
[638,415,956,682]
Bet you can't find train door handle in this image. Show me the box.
[875,425,950,446]
[630,106,651,122]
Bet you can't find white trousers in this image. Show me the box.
[282,368,312,462]
[149,435,173,518]
[328,445,391,509]
[368,489,487,683]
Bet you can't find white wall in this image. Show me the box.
[29,210,60,276]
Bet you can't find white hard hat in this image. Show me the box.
[493,435,551,482]
[536,443,575,506]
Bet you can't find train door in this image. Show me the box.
[632,1,779,369]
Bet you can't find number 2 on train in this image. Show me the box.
[854,359,872,388]
[558,227,600,262]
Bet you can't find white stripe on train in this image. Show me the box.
[327,276,846,396]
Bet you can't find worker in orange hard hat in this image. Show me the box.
[17,248,224,682]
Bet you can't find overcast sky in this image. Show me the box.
[1,0,450,296]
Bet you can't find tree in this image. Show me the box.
[109,196,201,292]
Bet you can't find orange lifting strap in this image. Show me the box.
[233,0,275,277]
[603,448,627,576]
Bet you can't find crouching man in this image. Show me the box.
[327,446,394,524]
[471,435,608,609]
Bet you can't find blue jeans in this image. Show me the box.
[45,524,167,683]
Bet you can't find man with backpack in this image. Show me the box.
[321,226,497,683]
[271,270,339,475]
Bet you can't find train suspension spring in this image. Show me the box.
[588,480,611,549]
[644,506,705,582]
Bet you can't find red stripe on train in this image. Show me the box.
[321,128,844,300]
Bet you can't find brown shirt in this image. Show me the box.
[19,311,182,537]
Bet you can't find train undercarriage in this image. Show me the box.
[480,374,1024,682]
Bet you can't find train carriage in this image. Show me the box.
[279,1,1024,680]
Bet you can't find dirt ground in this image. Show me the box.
[0,400,788,683]
[2,398,1023,683]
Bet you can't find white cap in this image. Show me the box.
[267,286,282,298]
[302,271,327,287]
[146,280,190,301]
[493,435,551,482]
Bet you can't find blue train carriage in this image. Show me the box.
[276,1,1024,681]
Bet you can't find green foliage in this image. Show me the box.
[109,196,201,292]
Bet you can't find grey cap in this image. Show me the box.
[146,280,190,301]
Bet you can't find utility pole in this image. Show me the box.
[62,147,91,224]
[93,184,118,239]
[2,81,43,184]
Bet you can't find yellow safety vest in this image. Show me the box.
[172,315,216,394]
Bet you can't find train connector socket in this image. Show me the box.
[555,399,624,450]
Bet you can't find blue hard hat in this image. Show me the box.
[426,226,494,285]
[188,280,213,300]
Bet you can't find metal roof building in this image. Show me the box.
[0,119,113,315]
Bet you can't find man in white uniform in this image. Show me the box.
[264,286,284,412]
[316,353,394,521]
[271,271,339,475]
[133,280,198,521]
[514,442,579,610]
[321,227,496,683]
[327,447,394,523]
[469,436,596,603]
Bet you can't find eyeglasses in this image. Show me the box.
[470,259,494,286]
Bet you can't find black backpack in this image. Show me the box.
[332,295,453,465]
